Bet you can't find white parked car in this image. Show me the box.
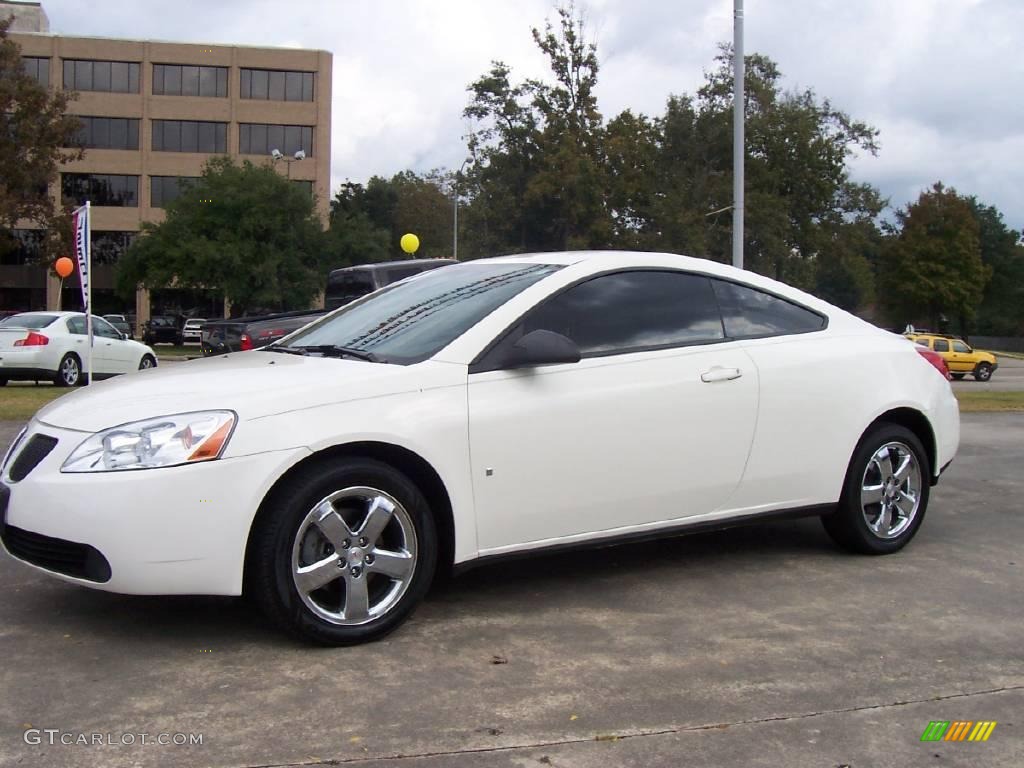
[181,318,205,345]
[0,312,157,387]
[0,253,959,645]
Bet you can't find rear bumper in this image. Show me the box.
[0,367,55,380]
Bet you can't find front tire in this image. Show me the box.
[974,362,993,382]
[139,354,156,370]
[54,353,83,387]
[248,458,437,646]
[822,423,930,555]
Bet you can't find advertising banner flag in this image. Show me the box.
[72,203,90,312]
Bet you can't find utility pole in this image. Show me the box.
[733,0,745,270]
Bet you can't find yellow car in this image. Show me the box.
[906,333,998,381]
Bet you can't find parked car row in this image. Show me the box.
[0,311,157,386]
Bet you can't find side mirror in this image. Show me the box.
[500,329,581,370]
[120,332,129,340]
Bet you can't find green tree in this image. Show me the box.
[0,17,83,261]
[968,198,1024,336]
[116,157,326,316]
[330,172,453,260]
[878,183,991,331]
[464,4,609,253]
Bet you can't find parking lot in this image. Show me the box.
[0,413,1021,767]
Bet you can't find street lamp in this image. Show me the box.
[452,158,470,261]
[271,148,305,179]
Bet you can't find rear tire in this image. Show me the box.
[974,363,993,382]
[248,458,437,646]
[54,354,83,387]
[822,423,930,555]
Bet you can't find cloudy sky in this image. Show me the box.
[33,0,1024,229]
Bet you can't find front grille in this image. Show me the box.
[1,524,111,582]
[8,434,58,482]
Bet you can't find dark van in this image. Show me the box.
[324,259,455,310]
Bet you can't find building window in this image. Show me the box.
[239,123,313,157]
[61,174,139,207]
[71,116,140,150]
[91,231,137,265]
[62,60,140,93]
[152,120,228,153]
[152,64,228,97]
[22,56,50,87]
[292,180,314,197]
[1,229,46,266]
[151,176,199,208]
[240,68,314,101]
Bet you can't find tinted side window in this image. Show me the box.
[711,279,825,338]
[522,271,724,356]
[325,272,377,309]
[951,340,970,353]
[933,339,950,352]
[92,317,120,339]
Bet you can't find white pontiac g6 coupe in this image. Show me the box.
[0,253,960,645]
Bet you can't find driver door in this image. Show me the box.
[467,270,758,553]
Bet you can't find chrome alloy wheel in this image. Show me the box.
[61,356,80,385]
[291,487,418,626]
[860,442,922,539]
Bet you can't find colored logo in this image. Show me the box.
[920,721,997,742]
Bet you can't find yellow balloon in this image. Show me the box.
[400,233,420,255]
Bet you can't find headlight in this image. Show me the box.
[61,411,236,473]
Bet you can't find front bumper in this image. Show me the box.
[1,421,308,595]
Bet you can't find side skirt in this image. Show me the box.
[452,503,836,576]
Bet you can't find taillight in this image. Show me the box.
[239,333,253,351]
[13,332,49,347]
[916,347,950,380]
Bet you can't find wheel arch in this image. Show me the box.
[862,407,937,481]
[243,441,456,587]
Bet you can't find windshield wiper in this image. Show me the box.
[293,345,383,363]
[264,345,307,355]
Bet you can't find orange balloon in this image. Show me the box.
[55,257,74,278]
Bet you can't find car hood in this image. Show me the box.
[36,352,454,433]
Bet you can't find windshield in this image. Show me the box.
[282,262,561,364]
[0,313,58,329]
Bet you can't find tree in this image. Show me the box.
[116,157,326,316]
[878,183,991,331]
[330,172,454,260]
[464,4,609,253]
[968,198,1024,336]
[0,17,83,261]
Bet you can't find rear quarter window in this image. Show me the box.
[711,279,825,338]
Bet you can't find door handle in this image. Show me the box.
[701,367,742,383]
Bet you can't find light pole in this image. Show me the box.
[453,158,470,261]
[271,148,305,179]
[732,0,745,270]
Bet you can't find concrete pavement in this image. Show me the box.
[0,415,1021,767]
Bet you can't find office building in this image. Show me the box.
[3,2,332,325]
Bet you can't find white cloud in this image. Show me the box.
[38,0,1024,228]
